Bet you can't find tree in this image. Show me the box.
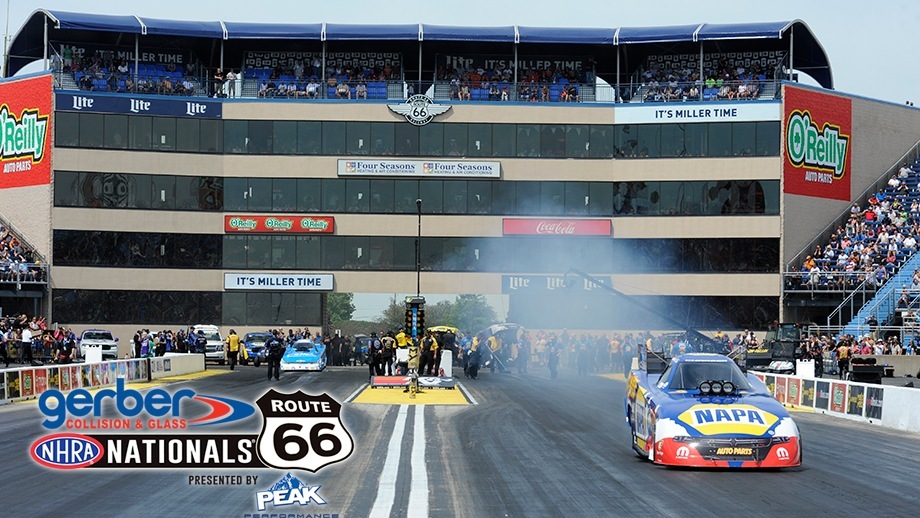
[378,296,407,331]
[452,294,497,334]
[327,292,356,324]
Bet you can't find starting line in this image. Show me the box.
[350,380,472,405]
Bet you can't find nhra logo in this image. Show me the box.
[255,472,326,512]
[678,404,779,436]
[30,433,104,469]
[388,95,450,126]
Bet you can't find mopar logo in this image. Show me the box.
[675,446,690,459]
[776,447,790,460]
[30,433,104,469]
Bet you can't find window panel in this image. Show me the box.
[344,236,370,269]
[589,182,612,216]
[223,120,248,154]
[55,111,80,146]
[247,235,272,269]
[79,113,104,148]
[346,179,370,212]
[249,121,273,154]
[467,181,491,214]
[756,121,780,156]
[468,124,492,157]
[323,121,346,155]
[419,124,444,156]
[222,293,246,326]
[199,119,222,153]
[370,122,394,155]
[346,121,371,155]
[297,178,322,212]
[708,123,732,157]
[273,121,298,154]
[248,178,273,211]
[492,182,515,215]
[540,125,565,158]
[103,114,128,149]
[394,179,418,214]
[272,236,297,269]
[129,116,152,150]
[684,123,708,157]
[732,122,756,156]
[540,182,565,215]
[443,180,467,214]
[636,125,661,158]
[223,178,249,211]
[565,125,589,158]
[54,171,81,207]
[615,125,638,157]
[419,181,444,214]
[394,124,419,155]
[223,235,248,269]
[176,118,200,153]
[149,175,176,210]
[297,121,322,154]
[659,124,685,158]
[589,125,614,158]
[151,117,176,151]
[392,236,416,270]
[272,178,297,211]
[370,179,395,213]
[514,182,540,215]
[369,237,393,269]
[321,236,344,269]
[322,179,345,212]
[564,182,589,215]
[444,123,468,157]
[492,124,515,157]
[296,236,321,269]
[516,124,541,158]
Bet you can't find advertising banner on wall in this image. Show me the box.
[614,102,780,125]
[502,218,612,236]
[0,74,52,189]
[224,215,334,233]
[502,274,611,293]
[224,273,334,291]
[56,92,222,119]
[338,159,500,178]
[783,86,852,201]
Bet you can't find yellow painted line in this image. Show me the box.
[598,373,627,381]
[785,405,816,413]
[351,385,470,405]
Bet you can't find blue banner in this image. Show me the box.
[55,92,222,119]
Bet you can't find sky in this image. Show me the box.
[2,0,918,321]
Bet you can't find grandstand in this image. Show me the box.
[2,9,920,338]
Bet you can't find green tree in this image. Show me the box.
[327,292,356,324]
[452,294,497,334]
[378,296,407,331]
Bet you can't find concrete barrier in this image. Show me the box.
[150,353,205,380]
[754,372,920,434]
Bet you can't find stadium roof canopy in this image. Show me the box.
[6,9,833,88]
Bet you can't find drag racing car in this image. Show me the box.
[241,331,272,367]
[625,352,801,468]
[279,339,327,372]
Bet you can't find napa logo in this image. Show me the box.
[678,404,779,436]
[30,433,104,469]
[0,104,49,164]
[786,109,849,180]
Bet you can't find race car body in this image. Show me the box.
[625,352,801,468]
[242,332,272,367]
[280,339,327,372]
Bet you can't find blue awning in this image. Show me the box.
[517,26,615,45]
[47,10,142,33]
[421,24,515,42]
[323,23,419,41]
[616,24,705,44]
[138,16,224,39]
[224,21,323,40]
[697,21,792,41]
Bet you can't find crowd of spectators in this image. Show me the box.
[638,58,770,102]
[437,62,591,103]
[249,58,400,100]
[61,45,196,96]
[0,315,78,366]
[1,223,44,283]
[793,161,920,292]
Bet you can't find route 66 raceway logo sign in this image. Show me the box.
[388,95,451,126]
[256,390,354,472]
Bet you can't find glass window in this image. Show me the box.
[54,171,81,206]
[370,122,394,155]
[129,116,152,150]
[589,182,613,216]
[272,236,297,269]
[103,114,128,149]
[685,123,708,157]
[633,181,658,215]
[346,179,370,213]
[467,181,492,214]
[444,123,468,157]
[369,237,393,269]
[564,182,589,215]
[541,182,565,215]
[223,120,248,154]
[222,293,246,326]
[468,124,492,157]
[248,178,273,211]
[321,236,344,269]
[756,121,780,156]
[394,124,418,155]
[323,121,346,155]
[515,182,540,215]
[419,124,444,156]
[660,124,686,158]
[443,180,467,214]
[392,236,416,270]
[176,118,200,153]
[419,181,444,214]
[761,180,780,214]
[55,111,80,146]
[223,178,248,211]
[272,178,297,211]
[322,179,345,212]
[247,235,273,269]
[296,236,321,269]
[128,175,151,209]
[79,113,104,148]
[615,125,638,157]
[149,175,176,210]
[297,178,322,212]
[541,125,565,158]
[223,235,248,269]
[295,293,323,325]
[370,179,395,213]
[708,124,732,157]
[565,125,589,158]
[612,182,634,215]
[247,293,273,325]
[249,121,273,154]
[297,121,322,154]
[492,124,515,157]
[175,176,200,210]
[273,121,298,154]
[346,121,371,155]
[394,179,418,214]
[637,125,661,158]
[344,236,370,269]
[492,182,515,214]
[151,117,176,151]
[199,119,222,153]
[516,124,541,158]
[732,122,756,157]
[589,125,614,158]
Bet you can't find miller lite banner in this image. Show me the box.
[225,215,334,233]
[55,92,222,119]
[783,86,852,201]
[502,218,612,236]
[0,74,52,189]
[502,274,611,294]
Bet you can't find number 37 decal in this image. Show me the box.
[255,390,355,472]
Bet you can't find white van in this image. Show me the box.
[190,324,225,364]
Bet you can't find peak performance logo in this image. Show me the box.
[255,473,326,512]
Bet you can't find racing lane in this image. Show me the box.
[2,363,919,517]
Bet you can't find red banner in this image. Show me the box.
[783,86,852,200]
[830,382,847,413]
[224,215,335,233]
[0,74,53,189]
[502,218,612,236]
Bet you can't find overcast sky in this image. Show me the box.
[3,0,918,320]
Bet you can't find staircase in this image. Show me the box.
[840,253,920,337]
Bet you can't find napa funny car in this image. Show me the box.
[279,339,327,372]
[625,352,801,468]
[241,332,273,367]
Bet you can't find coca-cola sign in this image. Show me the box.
[502,219,611,236]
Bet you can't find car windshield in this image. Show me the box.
[293,342,314,352]
[667,360,752,391]
[83,331,113,341]
[245,333,272,344]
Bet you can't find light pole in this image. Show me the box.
[416,198,422,296]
